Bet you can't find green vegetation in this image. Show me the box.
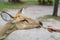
[0,0,60,11]
[21,0,60,3]
[0,0,37,11]
[0,2,24,11]
[38,15,60,21]
[21,0,38,2]
[21,0,54,3]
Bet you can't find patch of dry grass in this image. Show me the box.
[37,15,60,21]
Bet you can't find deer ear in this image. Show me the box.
[1,11,13,22]
[17,8,24,14]
[20,8,24,13]
[20,8,24,14]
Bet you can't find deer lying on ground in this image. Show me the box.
[0,8,42,40]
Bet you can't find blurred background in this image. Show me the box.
[0,0,60,17]
[0,0,59,11]
[0,0,60,40]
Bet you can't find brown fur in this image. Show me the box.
[0,10,41,40]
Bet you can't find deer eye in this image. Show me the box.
[1,11,13,22]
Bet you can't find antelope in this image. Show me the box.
[0,8,42,40]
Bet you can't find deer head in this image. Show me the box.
[1,8,42,30]
[0,8,43,39]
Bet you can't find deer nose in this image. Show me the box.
[39,21,43,26]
